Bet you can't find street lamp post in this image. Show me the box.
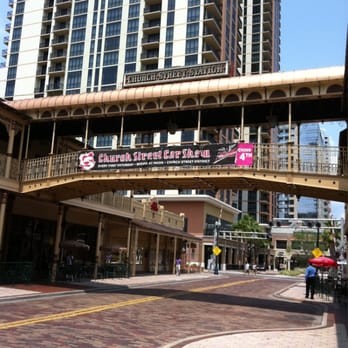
[213,219,221,275]
[316,222,321,248]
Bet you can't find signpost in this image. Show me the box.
[213,220,221,275]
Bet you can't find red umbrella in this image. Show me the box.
[309,256,337,268]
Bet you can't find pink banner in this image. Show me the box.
[235,143,254,166]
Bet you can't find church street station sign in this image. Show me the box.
[123,61,229,87]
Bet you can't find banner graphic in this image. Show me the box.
[78,143,254,171]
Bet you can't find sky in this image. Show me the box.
[0,1,347,217]
[281,0,348,219]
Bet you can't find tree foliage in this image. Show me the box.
[233,214,262,232]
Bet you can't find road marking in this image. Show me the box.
[0,278,261,330]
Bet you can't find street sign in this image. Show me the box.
[311,248,323,258]
[213,246,221,256]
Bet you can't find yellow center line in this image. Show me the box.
[190,278,260,292]
[0,278,261,330]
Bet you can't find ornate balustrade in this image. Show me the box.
[20,144,347,182]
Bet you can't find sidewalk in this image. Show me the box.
[0,272,347,348]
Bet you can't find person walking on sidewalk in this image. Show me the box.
[175,256,182,276]
[305,263,317,299]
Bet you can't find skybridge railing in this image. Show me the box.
[20,144,348,182]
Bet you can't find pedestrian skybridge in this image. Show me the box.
[20,143,348,202]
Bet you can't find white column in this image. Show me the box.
[5,122,16,178]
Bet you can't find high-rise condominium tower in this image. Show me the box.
[1,0,280,100]
[2,0,240,99]
[0,0,281,224]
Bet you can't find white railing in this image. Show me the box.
[73,192,185,230]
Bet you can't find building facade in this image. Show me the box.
[0,0,282,272]
[1,0,241,99]
[273,123,332,221]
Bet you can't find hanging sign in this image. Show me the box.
[78,143,254,171]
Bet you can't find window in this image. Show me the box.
[135,133,153,145]
[160,131,168,145]
[164,58,172,68]
[168,0,175,11]
[71,29,86,42]
[122,133,131,147]
[66,89,80,95]
[5,80,15,97]
[89,54,94,68]
[107,7,122,21]
[186,39,198,54]
[252,23,260,34]
[187,7,200,22]
[167,12,174,26]
[67,71,82,89]
[106,22,121,36]
[127,19,139,33]
[10,40,20,53]
[188,0,200,6]
[185,54,197,65]
[70,43,84,56]
[128,4,140,18]
[251,63,260,73]
[87,69,93,85]
[72,15,87,28]
[108,0,122,7]
[68,57,83,70]
[124,63,136,73]
[181,130,194,143]
[126,34,138,48]
[104,37,119,50]
[102,66,117,85]
[276,240,287,249]
[12,28,22,40]
[187,23,199,37]
[74,1,88,14]
[9,54,18,66]
[125,48,137,62]
[166,27,173,41]
[14,15,23,27]
[96,136,113,148]
[15,2,25,14]
[252,53,259,62]
[7,67,17,79]
[103,51,118,65]
[165,43,172,57]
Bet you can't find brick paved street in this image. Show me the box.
[0,273,328,347]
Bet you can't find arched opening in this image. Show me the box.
[295,87,312,96]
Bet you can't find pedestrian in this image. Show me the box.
[175,256,182,276]
[244,262,250,274]
[305,262,317,299]
[65,253,74,281]
[252,263,257,275]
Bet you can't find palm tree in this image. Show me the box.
[233,215,263,265]
[233,214,262,232]
[321,220,340,259]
